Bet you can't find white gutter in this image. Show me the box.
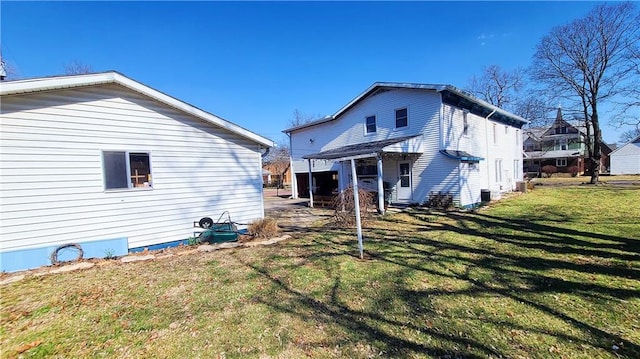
[1,72,274,148]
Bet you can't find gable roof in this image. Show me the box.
[283,82,528,133]
[0,71,274,147]
[610,134,640,155]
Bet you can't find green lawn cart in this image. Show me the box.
[195,211,239,244]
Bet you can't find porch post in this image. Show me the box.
[350,159,364,259]
[339,161,346,212]
[376,154,385,214]
[307,159,314,208]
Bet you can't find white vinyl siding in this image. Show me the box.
[0,84,264,251]
[288,87,524,207]
[610,139,640,174]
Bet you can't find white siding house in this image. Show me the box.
[0,72,273,272]
[610,135,640,175]
[284,83,527,210]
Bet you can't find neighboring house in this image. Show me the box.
[610,135,640,175]
[522,107,612,176]
[0,72,273,272]
[262,163,292,187]
[283,82,527,210]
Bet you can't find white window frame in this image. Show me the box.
[395,107,408,129]
[103,150,153,191]
[493,123,497,144]
[495,159,503,183]
[556,158,567,167]
[463,112,469,137]
[365,115,377,134]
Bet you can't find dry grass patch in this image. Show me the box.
[247,217,279,239]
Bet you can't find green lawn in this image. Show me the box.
[2,184,639,358]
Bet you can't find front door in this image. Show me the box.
[397,161,412,202]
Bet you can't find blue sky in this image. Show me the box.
[3,1,625,144]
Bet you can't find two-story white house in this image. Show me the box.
[283,83,527,211]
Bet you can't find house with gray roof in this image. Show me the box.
[283,82,528,211]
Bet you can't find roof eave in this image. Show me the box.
[1,72,274,148]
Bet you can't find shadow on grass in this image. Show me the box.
[237,205,640,358]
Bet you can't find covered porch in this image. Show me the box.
[301,135,424,214]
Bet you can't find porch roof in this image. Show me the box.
[524,150,582,159]
[302,135,423,161]
[439,150,484,162]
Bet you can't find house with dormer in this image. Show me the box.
[523,107,612,176]
[283,82,528,210]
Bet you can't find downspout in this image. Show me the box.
[485,109,497,193]
[439,102,444,151]
[259,145,271,218]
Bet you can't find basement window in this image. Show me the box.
[103,151,153,190]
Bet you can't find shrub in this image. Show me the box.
[541,165,558,178]
[526,179,535,191]
[568,165,579,177]
[331,186,374,227]
[248,218,279,239]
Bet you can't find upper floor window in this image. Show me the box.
[492,123,497,144]
[103,151,152,190]
[505,126,509,134]
[365,115,377,134]
[463,112,469,136]
[555,126,567,134]
[395,108,408,128]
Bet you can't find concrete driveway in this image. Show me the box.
[263,188,308,213]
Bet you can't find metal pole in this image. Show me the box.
[376,154,385,214]
[350,159,364,259]
[307,159,314,208]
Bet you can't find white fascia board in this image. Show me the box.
[0,72,117,95]
[439,85,529,125]
[0,72,274,148]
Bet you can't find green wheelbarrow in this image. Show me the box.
[196,211,239,244]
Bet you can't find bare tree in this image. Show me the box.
[0,53,19,80]
[289,109,323,128]
[263,142,290,197]
[513,95,555,128]
[466,65,525,109]
[531,2,640,184]
[619,127,640,143]
[64,60,93,75]
[611,39,640,132]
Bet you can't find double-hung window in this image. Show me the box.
[103,151,152,190]
[395,108,408,128]
[463,112,469,136]
[365,115,377,134]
